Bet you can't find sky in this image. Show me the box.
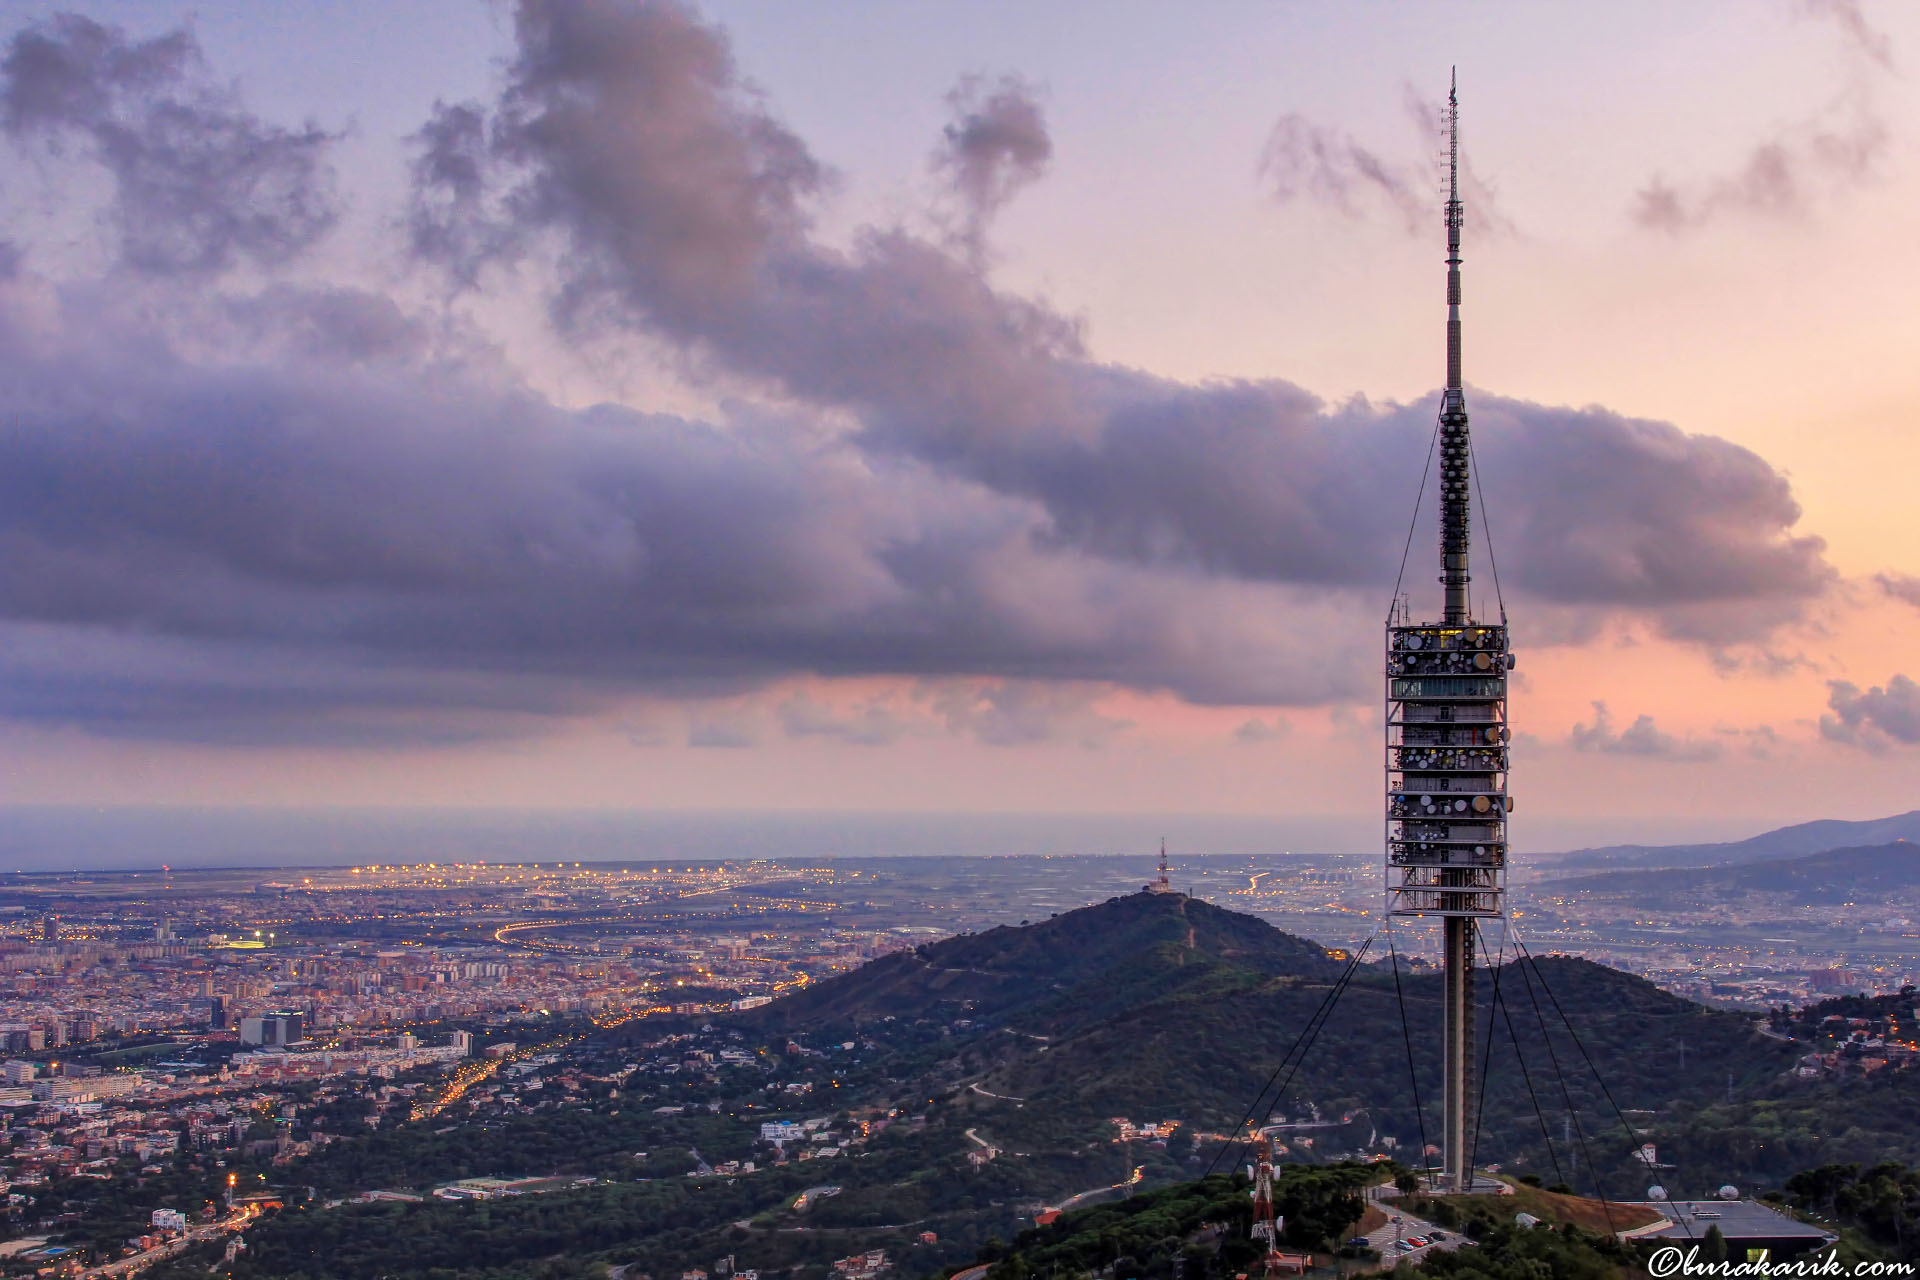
[0,0,1914,856]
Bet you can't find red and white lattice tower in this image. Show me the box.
[1249,1136,1286,1278]
[1150,838,1175,895]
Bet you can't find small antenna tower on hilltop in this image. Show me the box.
[1150,838,1175,895]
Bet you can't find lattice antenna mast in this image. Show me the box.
[1249,1136,1286,1279]
[1150,837,1175,895]
[1440,68,1471,624]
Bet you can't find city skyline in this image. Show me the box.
[0,0,1916,850]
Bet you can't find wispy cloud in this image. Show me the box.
[1569,702,1724,762]
[778,692,918,747]
[1259,115,1425,233]
[1875,573,1920,611]
[1800,0,1894,71]
[1233,716,1289,745]
[0,13,338,274]
[1258,82,1516,238]
[1634,1,1893,232]
[931,682,1129,748]
[933,73,1050,257]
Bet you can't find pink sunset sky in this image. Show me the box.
[0,0,1915,850]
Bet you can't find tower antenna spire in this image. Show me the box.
[1440,67,1469,623]
[1447,67,1460,217]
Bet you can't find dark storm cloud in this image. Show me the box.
[0,0,1843,744]
[1822,675,1920,749]
[0,13,338,274]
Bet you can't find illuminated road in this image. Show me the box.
[79,1207,257,1278]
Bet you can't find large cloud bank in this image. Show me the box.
[0,2,1833,743]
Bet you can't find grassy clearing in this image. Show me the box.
[1406,1178,1666,1234]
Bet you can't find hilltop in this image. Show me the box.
[1549,810,1920,870]
[745,890,1797,1187]
[760,890,1342,1034]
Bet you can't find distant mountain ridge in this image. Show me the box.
[1546,840,1920,900]
[1547,810,1920,869]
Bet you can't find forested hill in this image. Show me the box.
[742,890,1803,1190]
[754,889,1344,1033]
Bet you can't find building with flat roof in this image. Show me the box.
[1636,1200,1835,1260]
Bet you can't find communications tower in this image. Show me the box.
[1249,1135,1287,1280]
[1385,72,1514,1193]
[1149,838,1175,894]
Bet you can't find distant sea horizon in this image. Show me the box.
[0,805,1760,873]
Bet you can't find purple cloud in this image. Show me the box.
[1569,702,1724,762]
[0,0,1843,745]
[0,13,338,274]
[1822,676,1920,749]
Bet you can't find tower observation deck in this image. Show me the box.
[1386,72,1514,1193]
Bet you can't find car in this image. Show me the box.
[1429,1230,1448,1241]
[1346,1238,1371,1249]
[1406,1236,1428,1247]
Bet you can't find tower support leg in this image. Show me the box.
[1443,916,1476,1191]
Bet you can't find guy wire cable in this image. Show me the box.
[1255,936,1378,1132]
[1388,415,1444,620]
[1202,934,1371,1177]
[1509,926,1696,1243]
[1464,920,1512,1184]
[1484,926,1570,1194]
[1386,920,1436,1189]
[1511,937,1620,1234]
[1202,934,1376,1179]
